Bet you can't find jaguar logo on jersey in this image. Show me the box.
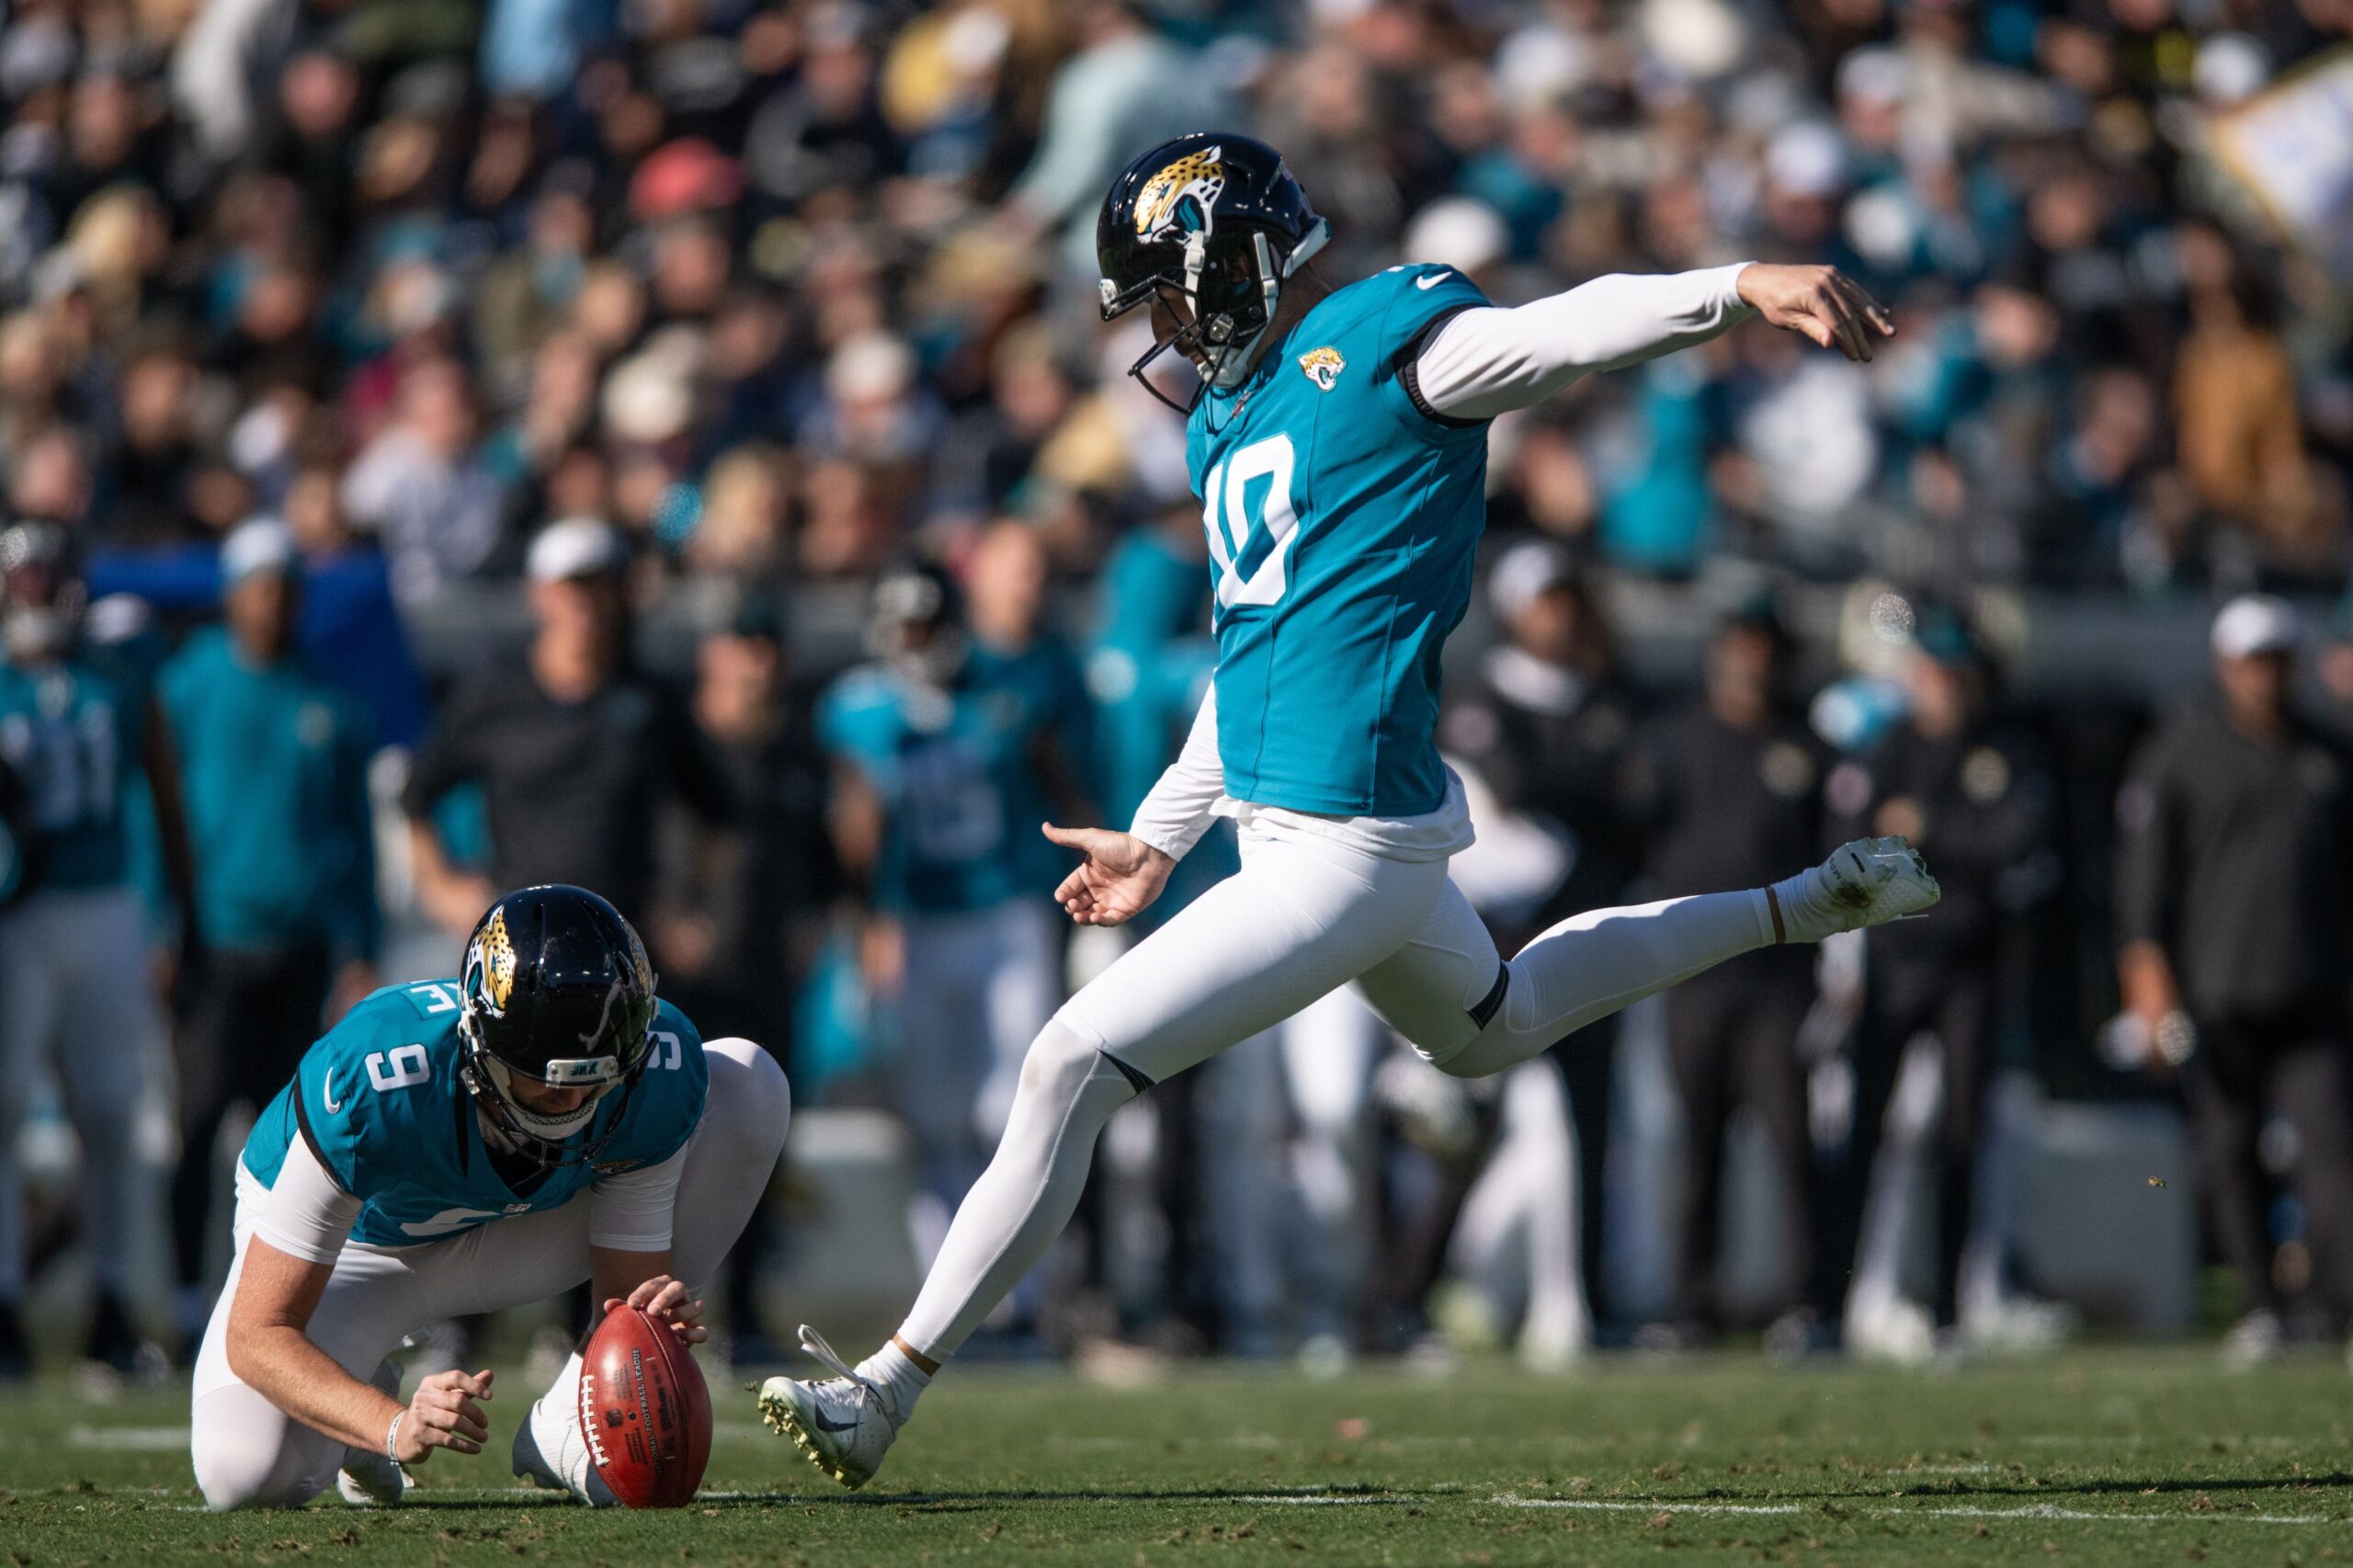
[1298,346,1347,391]
[594,1157,642,1175]
[472,908,517,1015]
[1133,145,1225,242]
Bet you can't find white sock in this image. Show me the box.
[526,1350,598,1498]
[855,1339,932,1426]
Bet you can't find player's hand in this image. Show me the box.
[1042,824,1175,927]
[607,1276,709,1346]
[398,1368,494,1462]
[1737,264,1893,361]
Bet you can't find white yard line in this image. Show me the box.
[1497,1494,2345,1527]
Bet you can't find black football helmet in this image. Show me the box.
[457,884,659,1168]
[0,520,85,665]
[1097,132,1329,412]
[866,565,967,689]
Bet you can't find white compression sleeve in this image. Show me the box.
[586,1146,686,1251]
[1126,684,1226,860]
[250,1137,362,1265]
[1414,264,1756,421]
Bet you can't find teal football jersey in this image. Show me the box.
[242,981,709,1249]
[0,655,144,890]
[818,660,1062,914]
[1186,264,1493,818]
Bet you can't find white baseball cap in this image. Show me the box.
[527,517,630,583]
[1488,539,1577,623]
[2211,594,2303,659]
[221,517,299,585]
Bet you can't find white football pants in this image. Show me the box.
[0,883,168,1301]
[898,815,1772,1358]
[189,1040,789,1510]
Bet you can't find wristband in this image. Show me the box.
[385,1408,405,1463]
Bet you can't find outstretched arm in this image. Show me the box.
[1414,263,1893,422]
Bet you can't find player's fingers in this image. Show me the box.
[1040,822,1094,850]
[1793,312,1836,351]
[1816,290,1867,360]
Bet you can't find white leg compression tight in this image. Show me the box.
[895,824,1780,1364]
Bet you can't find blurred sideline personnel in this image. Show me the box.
[402,518,733,937]
[818,546,1091,1265]
[1630,600,1827,1346]
[162,519,380,1348]
[0,519,195,1377]
[1438,541,1643,1317]
[188,885,790,1510]
[1819,611,2058,1358]
[761,132,1939,1489]
[659,601,835,1363]
[2114,597,2353,1364]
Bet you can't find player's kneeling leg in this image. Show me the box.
[514,1040,791,1505]
[191,1381,344,1510]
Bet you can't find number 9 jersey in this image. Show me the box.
[1188,262,1493,821]
[241,979,709,1247]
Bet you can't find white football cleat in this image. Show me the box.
[1773,836,1939,943]
[757,1327,900,1491]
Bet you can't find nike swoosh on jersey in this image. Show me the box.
[1415,270,1452,289]
[323,1069,346,1115]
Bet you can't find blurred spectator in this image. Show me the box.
[158,519,377,1346]
[660,597,836,1056]
[0,520,192,1377]
[400,518,732,935]
[1438,543,1643,1320]
[340,358,508,605]
[1631,603,1829,1345]
[1819,610,2058,1353]
[2114,597,2353,1362]
[817,563,1088,1270]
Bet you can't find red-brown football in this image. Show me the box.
[578,1305,712,1508]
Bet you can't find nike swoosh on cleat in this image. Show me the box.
[812,1411,858,1433]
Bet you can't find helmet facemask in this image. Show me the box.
[458,1002,649,1168]
[1102,222,1329,414]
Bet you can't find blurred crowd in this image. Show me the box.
[3,0,2353,1377]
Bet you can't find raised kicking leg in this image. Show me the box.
[760,834,1935,1489]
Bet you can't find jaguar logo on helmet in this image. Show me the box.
[471,907,517,1015]
[1133,145,1226,242]
[1298,346,1347,391]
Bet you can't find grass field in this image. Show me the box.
[8,1346,2353,1565]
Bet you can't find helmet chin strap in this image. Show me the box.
[1200,221,1332,390]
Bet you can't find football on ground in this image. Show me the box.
[580,1305,712,1508]
[17,1346,2348,1565]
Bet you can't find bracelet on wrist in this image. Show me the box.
[385,1408,405,1463]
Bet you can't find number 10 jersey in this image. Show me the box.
[1186,262,1494,820]
[241,980,708,1248]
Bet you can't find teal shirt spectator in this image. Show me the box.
[818,658,1061,915]
[965,632,1091,896]
[0,653,145,891]
[159,627,379,960]
[1086,523,1212,828]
